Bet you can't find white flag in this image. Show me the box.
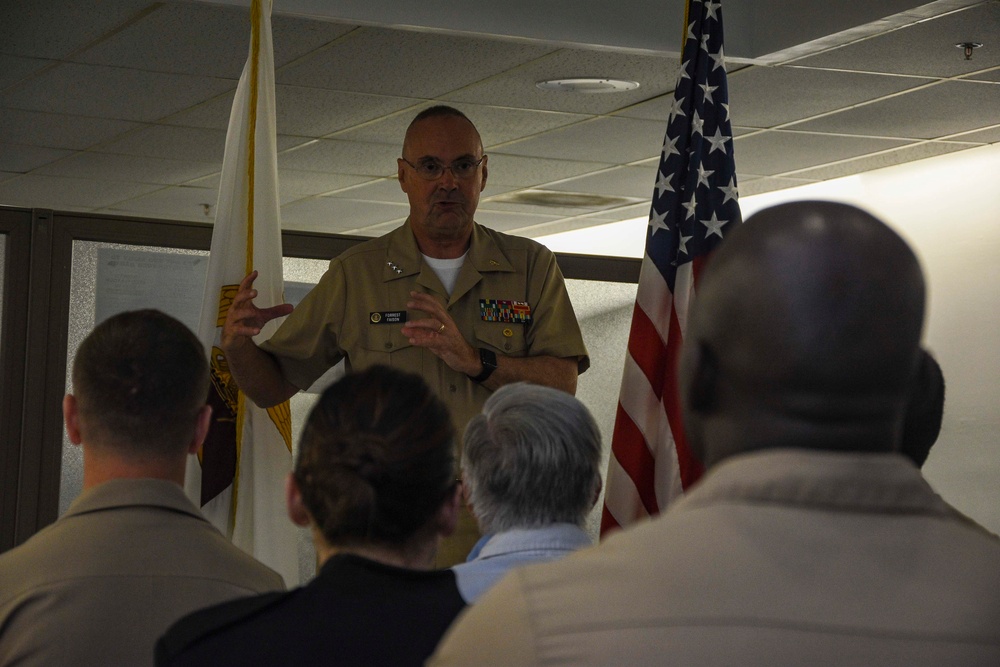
[185,0,297,586]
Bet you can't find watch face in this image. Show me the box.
[480,348,498,369]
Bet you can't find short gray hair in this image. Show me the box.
[462,383,602,534]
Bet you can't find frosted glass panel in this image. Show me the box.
[61,242,211,517]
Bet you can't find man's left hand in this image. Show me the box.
[402,291,480,376]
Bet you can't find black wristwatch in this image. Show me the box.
[468,348,498,383]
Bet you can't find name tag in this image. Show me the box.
[370,311,406,324]
[480,299,532,324]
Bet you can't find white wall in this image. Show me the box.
[539,142,1000,534]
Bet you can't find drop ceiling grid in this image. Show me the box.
[442,48,678,115]
[276,26,556,99]
[788,79,1000,139]
[0,108,142,151]
[792,1,1000,78]
[0,61,237,122]
[725,66,933,128]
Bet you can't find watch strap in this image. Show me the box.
[469,348,498,383]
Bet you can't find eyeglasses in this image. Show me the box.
[401,156,485,181]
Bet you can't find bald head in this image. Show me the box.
[680,201,926,467]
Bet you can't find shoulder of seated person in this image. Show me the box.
[155,591,287,663]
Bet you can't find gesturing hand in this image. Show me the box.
[221,270,294,352]
[401,291,480,376]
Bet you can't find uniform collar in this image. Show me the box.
[383,220,516,303]
[63,478,207,522]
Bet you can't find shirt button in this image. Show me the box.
[449,384,457,393]
[384,342,393,350]
[504,342,511,351]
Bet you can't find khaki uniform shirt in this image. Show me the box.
[261,221,589,437]
[0,479,284,667]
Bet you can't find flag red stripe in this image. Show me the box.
[627,302,669,399]
[600,504,621,534]
[609,402,660,515]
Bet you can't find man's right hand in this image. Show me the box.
[221,270,294,353]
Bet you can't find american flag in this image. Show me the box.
[601,0,742,534]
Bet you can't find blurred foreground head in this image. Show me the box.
[293,365,457,553]
[680,201,926,468]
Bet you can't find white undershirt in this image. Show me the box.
[422,252,467,296]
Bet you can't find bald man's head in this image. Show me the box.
[680,201,925,467]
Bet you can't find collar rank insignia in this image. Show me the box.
[371,311,406,324]
[386,261,403,275]
[480,299,532,324]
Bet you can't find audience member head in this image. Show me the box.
[899,349,945,467]
[289,365,458,567]
[462,382,602,534]
[64,309,211,482]
[680,201,926,468]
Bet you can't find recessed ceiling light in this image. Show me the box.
[535,78,640,94]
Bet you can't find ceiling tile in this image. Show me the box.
[280,196,409,233]
[726,65,930,128]
[0,62,236,122]
[739,176,820,197]
[948,124,1000,143]
[444,48,678,115]
[0,54,54,90]
[35,152,220,185]
[72,3,355,79]
[496,116,665,164]
[95,125,228,162]
[275,86,420,138]
[792,2,1000,78]
[0,0,153,60]
[277,139,400,176]
[480,154,607,189]
[544,164,660,199]
[335,102,592,150]
[791,141,978,181]
[277,27,554,98]
[158,91,236,130]
[478,200,604,219]
[189,169,384,203]
[787,80,1000,139]
[106,185,220,222]
[468,209,562,234]
[733,130,911,176]
[962,69,1000,83]
[0,109,141,150]
[323,178,406,202]
[0,173,161,210]
[0,143,76,172]
[279,170,376,199]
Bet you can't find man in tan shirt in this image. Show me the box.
[430,202,1000,665]
[220,106,589,563]
[0,310,283,667]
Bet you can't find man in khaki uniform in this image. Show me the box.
[222,106,589,563]
[0,310,283,667]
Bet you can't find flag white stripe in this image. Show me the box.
[603,454,649,527]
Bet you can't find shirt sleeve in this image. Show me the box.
[524,246,590,374]
[259,259,348,390]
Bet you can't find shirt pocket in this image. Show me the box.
[473,321,527,357]
[358,324,414,367]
